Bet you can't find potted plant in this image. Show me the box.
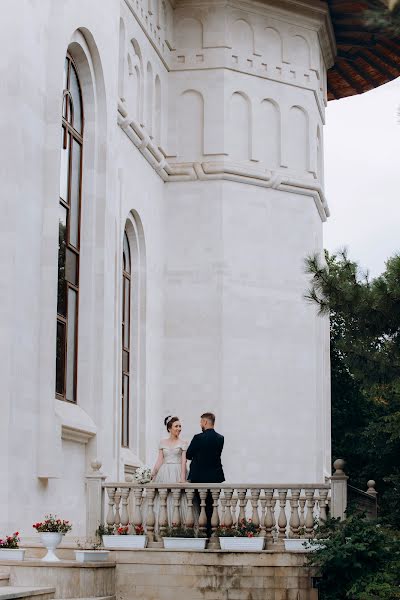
[99,524,147,549]
[162,525,207,550]
[33,514,72,562]
[74,539,110,563]
[217,519,265,551]
[0,532,25,561]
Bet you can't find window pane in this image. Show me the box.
[65,248,78,285]
[56,321,66,396]
[66,288,77,402]
[123,349,129,374]
[69,64,82,133]
[63,58,69,90]
[122,374,129,447]
[59,129,70,202]
[123,277,130,347]
[69,140,81,248]
[57,205,67,317]
[123,232,131,273]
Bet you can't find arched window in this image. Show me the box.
[56,55,83,402]
[122,230,131,447]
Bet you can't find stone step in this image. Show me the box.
[0,586,55,600]
[55,597,115,600]
[0,574,10,588]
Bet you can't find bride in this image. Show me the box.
[145,416,189,531]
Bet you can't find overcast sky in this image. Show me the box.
[324,76,400,277]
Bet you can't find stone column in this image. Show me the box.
[330,459,348,520]
[85,460,107,540]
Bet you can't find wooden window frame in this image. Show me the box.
[121,231,132,448]
[56,54,84,403]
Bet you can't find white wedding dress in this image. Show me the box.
[142,442,190,533]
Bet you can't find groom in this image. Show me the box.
[186,412,225,536]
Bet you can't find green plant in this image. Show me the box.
[0,532,20,549]
[96,524,115,537]
[216,518,261,538]
[33,515,72,534]
[164,524,206,538]
[76,538,102,550]
[307,514,400,599]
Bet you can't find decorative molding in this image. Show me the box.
[117,102,329,221]
[55,399,97,445]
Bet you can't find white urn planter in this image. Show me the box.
[74,550,110,563]
[102,535,147,549]
[0,548,26,561]
[40,532,63,562]
[219,537,265,551]
[162,537,207,550]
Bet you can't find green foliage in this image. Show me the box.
[164,525,206,538]
[216,518,261,537]
[305,251,400,527]
[307,515,400,600]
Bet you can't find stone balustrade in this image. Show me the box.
[101,482,331,545]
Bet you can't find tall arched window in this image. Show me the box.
[122,230,131,447]
[56,55,83,402]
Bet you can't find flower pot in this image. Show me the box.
[0,548,26,561]
[39,532,63,562]
[284,538,325,552]
[219,537,265,551]
[162,537,207,550]
[74,550,110,563]
[102,535,147,549]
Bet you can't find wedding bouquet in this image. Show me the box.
[134,465,152,484]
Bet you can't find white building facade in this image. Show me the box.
[0,0,333,538]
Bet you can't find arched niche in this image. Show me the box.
[176,17,203,49]
[146,62,153,135]
[154,74,162,143]
[232,19,254,55]
[118,18,126,100]
[260,99,280,169]
[289,35,310,68]
[263,27,282,64]
[229,92,251,161]
[126,54,141,121]
[178,90,204,161]
[287,106,309,172]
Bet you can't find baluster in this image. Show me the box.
[250,488,261,533]
[305,489,316,538]
[264,489,274,541]
[210,488,221,538]
[106,488,116,527]
[299,495,306,533]
[198,488,208,536]
[220,496,227,526]
[172,489,182,527]
[223,489,233,528]
[259,493,267,538]
[319,489,328,523]
[277,489,288,539]
[132,488,143,532]
[231,494,238,525]
[289,488,301,538]
[120,488,131,527]
[184,489,195,529]
[146,488,156,543]
[158,488,168,538]
[237,489,247,525]
[114,490,122,526]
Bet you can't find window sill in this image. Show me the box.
[121,447,143,476]
[55,399,97,444]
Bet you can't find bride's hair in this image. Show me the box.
[164,415,180,432]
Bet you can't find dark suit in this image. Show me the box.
[186,429,225,536]
[187,428,225,483]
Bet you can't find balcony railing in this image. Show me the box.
[84,459,377,547]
